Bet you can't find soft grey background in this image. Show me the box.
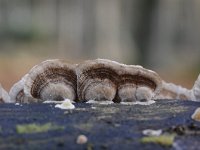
[0,0,200,90]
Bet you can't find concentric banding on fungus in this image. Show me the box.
[24,59,77,102]
[76,59,120,102]
[116,64,162,102]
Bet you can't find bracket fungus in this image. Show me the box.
[0,84,11,103]
[9,74,36,103]
[116,63,162,102]
[76,59,119,102]
[24,59,77,102]
[155,80,198,101]
[8,58,200,103]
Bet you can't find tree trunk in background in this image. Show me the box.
[0,0,8,30]
[0,0,8,48]
[132,0,157,67]
[148,0,200,70]
[0,0,200,69]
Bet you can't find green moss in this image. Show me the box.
[16,123,65,134]
[141,134,175,146]
[75,123,93,132]
[87,143,94,150]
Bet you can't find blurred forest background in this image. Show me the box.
[0,0,200,90]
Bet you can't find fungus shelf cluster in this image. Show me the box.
[1,59,200,103]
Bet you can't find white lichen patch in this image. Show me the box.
[120,100,155,106]
[43,100,75,104]
[15,103,23,106]
[142,129,162,136]
[75,108,87,111]
[86,100,114,105]
[43,100,63,104]
[55,99,75,110]
[191,107,200,121]
[135,100,156,105]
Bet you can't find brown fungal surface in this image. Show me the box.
[24,59,77,102]
[76,59,162,102]
[116,64,162,102]
[76,59,120,102]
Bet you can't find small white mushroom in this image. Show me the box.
[0,84,11,103]
[76,134,88,144]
